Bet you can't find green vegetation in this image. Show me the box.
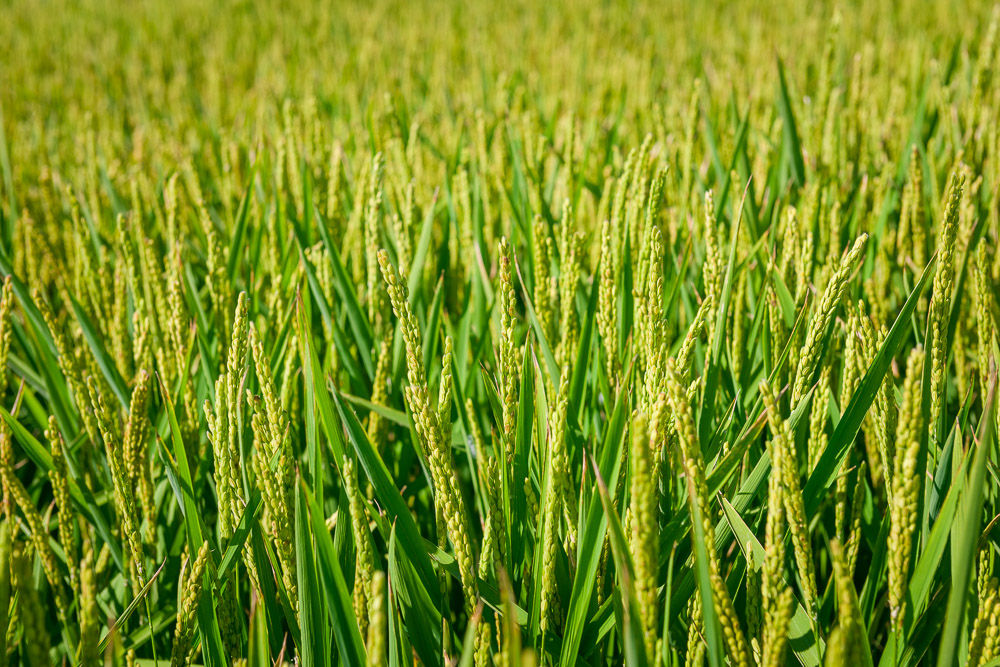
[1,0,999,664]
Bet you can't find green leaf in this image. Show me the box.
[569,275,599,425]
[776,58,806,187]
[340,392,410,427]
[0,522,10,661]
[721,498,822,667]
[303,477,368,666]
[457,604,483,667]
[248,595,271,667]
[699,179,747,444]
[97,560,167,654]
[804,253,936,514]
[506,341,535,586]
[0,404,124,572]
[936,372,996,667]
[227,159,260,278]
[560,371,630,666]
[290,206,374,384]
[879,424,974,664]
[407,188,441,300]
[69,293,130,409]
[515,255,559,384]
[297,295,325,508]
[216,489,262,582]
[0,103,16,249]
[296,479,329,667]
[315,207,376,367]
[156,373,203,546]
[593,451,649,667]
[388,524,444,667]
[332,391,438,594]
[156,373,229,667]
[251,522,300,650]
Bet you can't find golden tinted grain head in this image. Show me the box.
[2,0,1000,663]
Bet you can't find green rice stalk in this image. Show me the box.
[667,361,750,667]
[928,173,965,460]
[344,456,374,637]
[760,379,818,615]
[170,541,210,667]
[889,347,925,631]
[792,233,868,406]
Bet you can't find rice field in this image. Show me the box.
[1,0,999,665]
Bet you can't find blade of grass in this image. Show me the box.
[594,453,650,667]
[776,58,806,187]
[559,372,630,666]
[69,293,130,409]
[936,372,996,667]
[388,523,444,667]
[0,404,124,572]
[296,479,329,667]
[721,497,822,666]
[97,560,167,654]
[332,390,438,593]
[227,159,260,278]
[804,253,936,514]
[303,477,367,666]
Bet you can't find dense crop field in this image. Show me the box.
[1,0,1000,665]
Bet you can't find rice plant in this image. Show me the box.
[0,0,999,665]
